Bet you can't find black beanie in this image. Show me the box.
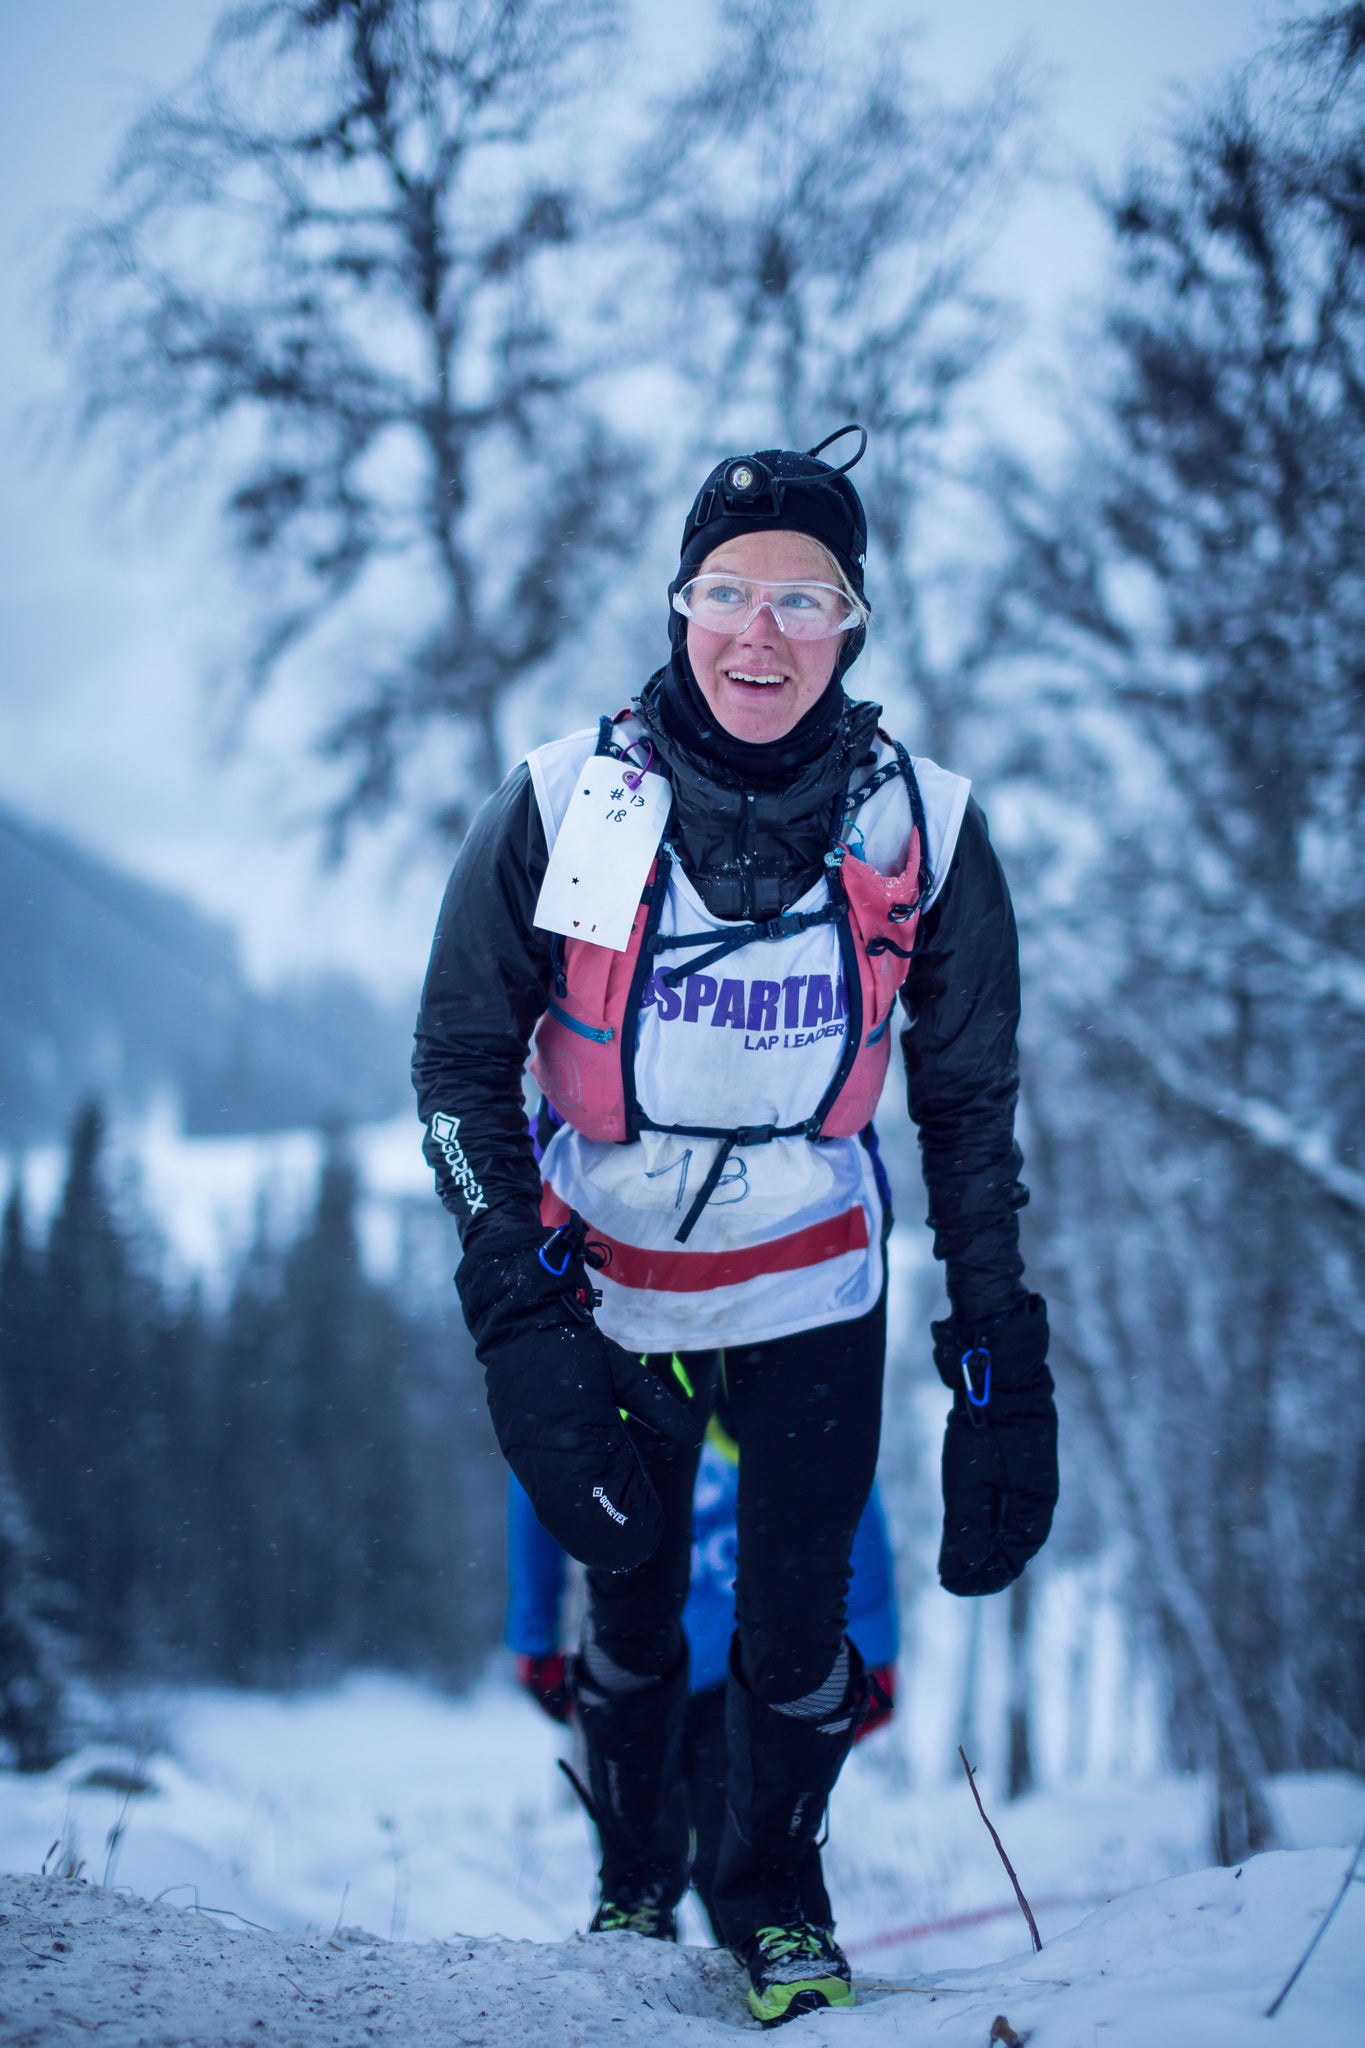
[668,427,870,680]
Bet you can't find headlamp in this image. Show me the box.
[672,424,872,678]
[725,460,765,499]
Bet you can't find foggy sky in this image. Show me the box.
[0,0,1275,1000]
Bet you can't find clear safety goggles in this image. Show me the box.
[672,574,861,641]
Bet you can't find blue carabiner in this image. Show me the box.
[961,1345,992,1408]
[538,1231,573,1278]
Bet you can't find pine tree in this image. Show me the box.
[0,1184,44,1480]
[210,1138,421,1680]
[212,1206,298,1682]
[0,1183,68,1770]
[277,1137,416,1669]
[141,1280,216,1673]
[42,1102,146,1668]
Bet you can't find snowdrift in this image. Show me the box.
[2,1847,1361,2046]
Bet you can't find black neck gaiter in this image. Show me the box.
[657,653,847,788]
[636,656,883,920]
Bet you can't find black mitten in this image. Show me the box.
[932,1293,1058,1598]
[457,1217,701,1572]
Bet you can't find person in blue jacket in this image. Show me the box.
[506,1377,899,1940]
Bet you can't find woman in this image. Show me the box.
[414,429,1058,2028]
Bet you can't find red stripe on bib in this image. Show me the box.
[540,1182,869,1293]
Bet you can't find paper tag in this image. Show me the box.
[533,754,671,951]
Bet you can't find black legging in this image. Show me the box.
[683,1683,727,1937]
[586,1283,887,1706]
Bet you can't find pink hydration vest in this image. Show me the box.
[529,726,928,1153]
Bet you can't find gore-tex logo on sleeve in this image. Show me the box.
[429,1112,489,1216]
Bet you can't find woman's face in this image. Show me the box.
[685,530,845,744]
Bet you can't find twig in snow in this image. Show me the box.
[958,1747,1042,1954]
[189,1904,275,1934]
[153,1883,274,1933]
[1265,1820,1365,2018]
[97,1733,158,1891]
[101,1767,141,1889]
[332,1881,351,1936]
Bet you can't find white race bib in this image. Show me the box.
[579,1128,839,1220]
[533,754,671,951]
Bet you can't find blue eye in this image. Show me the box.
[708,583,746,606]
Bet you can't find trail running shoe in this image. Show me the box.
[588,1883,678,1940]
[739,1921,855,2027]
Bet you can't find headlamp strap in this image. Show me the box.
[806,423,868,477]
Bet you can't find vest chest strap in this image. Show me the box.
[654,900,847,987]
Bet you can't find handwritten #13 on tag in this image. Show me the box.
[533,755,671,952]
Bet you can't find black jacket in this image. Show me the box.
[412,734,1029,1323]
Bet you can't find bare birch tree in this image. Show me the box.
[58,0,647,844]
[981,3,1365,1857]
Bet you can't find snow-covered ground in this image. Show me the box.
[1,1674,1362,2042]
[2,1839,1361,2046]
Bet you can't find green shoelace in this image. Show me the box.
[596,1901,665,1935]
[754,1926,828,1965]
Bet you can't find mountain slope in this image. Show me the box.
[0,803,411,1143]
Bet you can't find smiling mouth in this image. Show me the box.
[726,669,787,688]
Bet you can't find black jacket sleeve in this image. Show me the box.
[412,763,553,1245]
[899,795,1029,1323]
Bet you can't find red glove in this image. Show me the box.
[855,1663,897,1742]
[515,1651,572,1724]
